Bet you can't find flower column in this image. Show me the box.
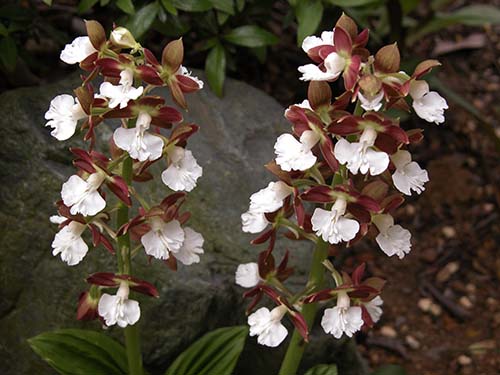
[46,21,205,374]
[235,13,448,374]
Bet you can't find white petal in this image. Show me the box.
[298,64,340,81]
[376,224,412,259]
[44,94,81,141]
[121,299,141,326]
[60,36,96,64]
[49,215,66,224]
[334,138,356,166]
[274,133,317,171]
[413,91,448,124]
[51,222,88,266]
[365,296,383,323]
[161,147,203,192]
[174,227,204,265]
[241,210,269,233]
[249,181,291,213]
[98,294,119,326]
[235,263,260,288]
[247,307,287,348]
[324,52,345,76]
[358,91,384,112]
[364,148,389,176]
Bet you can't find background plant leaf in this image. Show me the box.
[165,326,248,375]
[116,0,135,14]
[125,2,160,39]
[171,0,213,12]
[305,363,339,375]
[205,43,226,97]
[0,36,17,71]
[78,0,99,14]
[407,5,500,44]
[295,0,324,45]
[28,329,128,375]
[224,25,278,47]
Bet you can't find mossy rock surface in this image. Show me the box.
[0,72,367,375]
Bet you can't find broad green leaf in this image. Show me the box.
[165,326,248,375]
[126,2,160,39]
[28,329,128,375]
[407,5,500,45]
[236,0,245,12]
[216,10,231,25]
[295,0,324,45]
[0,23,8,36]
[43,0,53,5]
[326,0,381,6]
[171,0,213,12]
[0,36,17,71]
[224,25,278,47]
[205,43,226,97]
[116,0,135,14]
[78,0,99,13]
[161,0,178,15]
[400,0,420,14]
[211,0,234,14]
[101,0,111,6]
[305,364,339,375]
[372,364,407,375]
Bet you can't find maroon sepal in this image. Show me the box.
[250,228,274,245]
[76,291,99,321]
[89,224,115,254]
[107,175,131,206]
[152,106,183,127]
[95,57,122,78]
[382,194,405,213]
[164,256,178,271]
[289,310,309,342]
[294,191,305,228]
[143,48,161,67]
[301,186,334,203]
[343,54,361,91]
[177,74,201,93]
[303,289,335,304]
[319,136,339,172]
[169,123,199,144]
[361,304,375,328]
[258,251,275,278]
[87,272,159,298]
[137,65,163,85]
[276,250,293,281]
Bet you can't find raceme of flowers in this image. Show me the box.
[47,22,205,328]
[235,14,447,347]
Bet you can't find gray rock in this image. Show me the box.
[0,72,368,375]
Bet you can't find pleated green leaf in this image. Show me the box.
[165,326,248,375]
[28,329,128,375]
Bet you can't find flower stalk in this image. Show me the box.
[279,239,329,375]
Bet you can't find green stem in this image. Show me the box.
[278,239,329,375]
[116,153,143,375]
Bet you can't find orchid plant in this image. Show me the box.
[236,13,448,374]
[44,21,204,373]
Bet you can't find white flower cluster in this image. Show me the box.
[47,33,205,328]
[237,23,446,348]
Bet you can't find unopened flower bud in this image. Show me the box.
[110,27,139,50]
